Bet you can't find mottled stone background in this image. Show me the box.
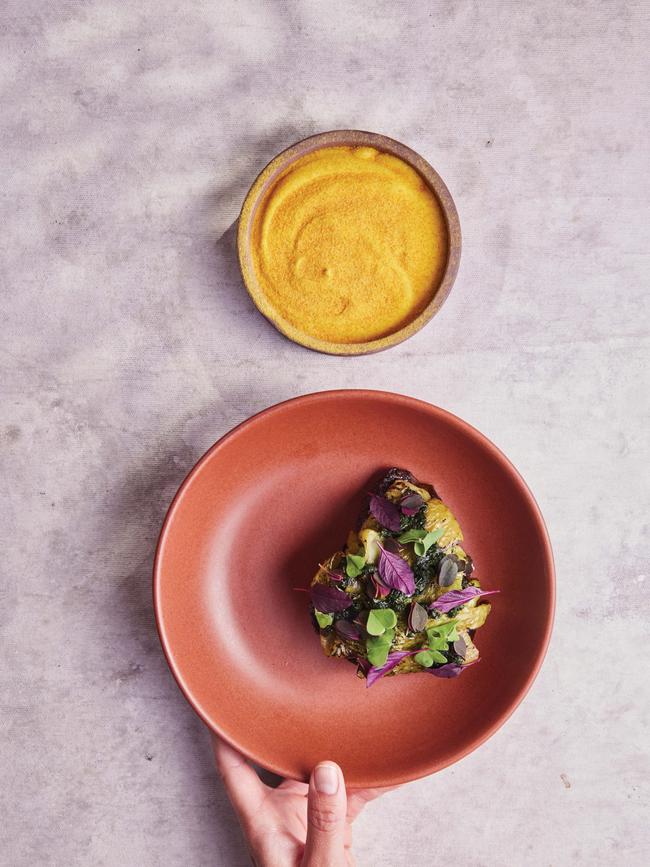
[1,1,648,865]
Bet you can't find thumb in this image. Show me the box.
[302,762,348,866]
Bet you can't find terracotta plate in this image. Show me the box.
[154,391,554,787]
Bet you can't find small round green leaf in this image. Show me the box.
[366,627,395,666]
[415,650,434,668]
[314,610,333,629]
[366,611,385,636]
[366,608,398,635]
[346,552,366,578]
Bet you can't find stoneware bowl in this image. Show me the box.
[154,390,555,787]
[237,130,461,355]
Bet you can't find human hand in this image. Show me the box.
[212,735,394,866]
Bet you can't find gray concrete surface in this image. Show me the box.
[1,1,649,865]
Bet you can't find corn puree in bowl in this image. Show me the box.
[238,131,460,354]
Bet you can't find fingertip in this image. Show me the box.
[305,761,347,859]
[312,761,342,795]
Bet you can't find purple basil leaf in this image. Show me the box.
[311,583,353,613]
[400,492,424,516]
[429,586,500,614]
[366,650,421,688]
[380,536,401,554]
[369,494,402,532]
[334,620,361,641]
[377,544,416,595]
[427,659,478,678]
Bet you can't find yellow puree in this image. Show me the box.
[250,146,448,344]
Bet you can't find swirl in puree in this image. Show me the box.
[250,146,448,344]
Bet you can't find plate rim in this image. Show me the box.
[153,389,555,785]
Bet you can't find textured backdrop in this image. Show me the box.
[1,1,649,865]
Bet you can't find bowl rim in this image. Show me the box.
[237,130,462,356]
[153,389,556,786]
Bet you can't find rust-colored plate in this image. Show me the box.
[237,130,461,355]
[154,391,554,787]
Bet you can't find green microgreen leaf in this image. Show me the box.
[430,650,448,664]
[397,528,427,544]
[366,628,395,667]
[366,608,397,636]
[426,620,459,650]
[413,527,446,556]
[314,610,333,629]
[415,650,434,668]
[345,552,366,578]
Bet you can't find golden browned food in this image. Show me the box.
[309,468,497,686]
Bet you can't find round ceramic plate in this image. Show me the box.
[154,391,554,787]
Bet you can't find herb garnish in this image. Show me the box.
[399,492,424,516]
[314,610,333,629]
[345,552,366,578]
[407,601,428,632]
[334,619,361,641]
[366,628,395,667]
[427,620,459,651]
[438,555,459,587]
[414,527,445,556]
[310,583,353,613]
[377,542,415,595]
[397,526,445,556]
[365,650,422,687]
[366,608,397,636]
[368,493,402,532]
[429,586,500,614]
[453,635,467,658]
[414,650,435,667]
[397,528,427,544]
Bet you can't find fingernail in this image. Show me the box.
[314,763,339,795]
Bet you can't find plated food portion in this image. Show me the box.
[310,467,498,686]
[155,390,554,784]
